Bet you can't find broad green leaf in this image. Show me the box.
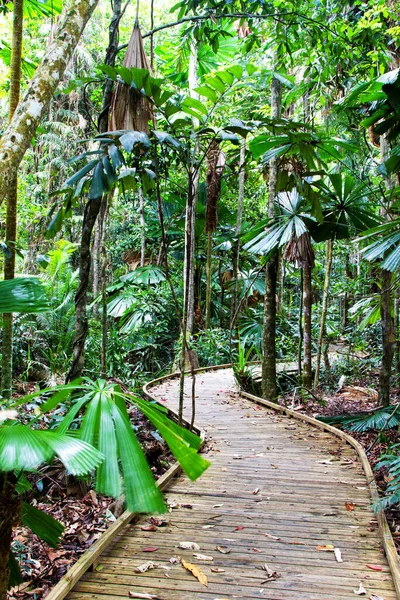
[89,162,107,200]
[110,402,165,513]
[0,278,49,314]
[21,501,64,548]
[65,159,98,188]
[8,551,23,588]
[194,85,217,103]
[119,131,151,153]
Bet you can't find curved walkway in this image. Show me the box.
[66,369,397,600]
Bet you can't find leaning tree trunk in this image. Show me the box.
[262,72,281,402]
[314,239,333,388]
[0,475,21,600]
[1,0,23,399]
[302,262,313,389]
[67,0,122,382]
[0,0,100,205]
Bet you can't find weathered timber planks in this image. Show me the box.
[54,367,399,600]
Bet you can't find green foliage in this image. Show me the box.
[0,278,49,314]
[375,445,400,510]
[319,406,400,433]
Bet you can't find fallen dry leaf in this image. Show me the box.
[211,567,225,573]
[365,564,383,571]
[216,545,231,554]
[353,582,367,595]
[179,541,200,550]
[316,545,335,552]
[345,502,355,511]
[135,561,156,573]
[253,488,260,495]
[169,556,180,564]
[181,558,208,586]
[264,532,280,540]
[234,526,244,531]
[193,553,213,561]
[334,548,343,563]
[141,524,158,532]
[258,563,281,582]
[369,595,384,600]
[142,547,158,552]
[129,593,160,599]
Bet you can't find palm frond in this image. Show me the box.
[319,406,400,433]
[0,278,50,313]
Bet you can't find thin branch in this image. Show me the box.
[117,11,349,53]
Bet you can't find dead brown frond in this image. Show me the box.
[285,232,315,269]
[110,22,153,133]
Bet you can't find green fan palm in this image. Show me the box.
[40,377,209,514]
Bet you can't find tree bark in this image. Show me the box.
[183,40,199,335]
[0,0,100,204]
[1,0,24,399]
[139,188,146,267]
[205,230,213,330]
[231,138,245,322]
[302,262,313,389]
[0,475,20,600]
[179,172,195,424]
[67,0,121,381]
[262,72,281,402]
[262,254,278,400]
[379,269,395,406]
[314,239,333,388]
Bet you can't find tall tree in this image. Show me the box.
[0,0,100,205]
[262,71,281,402]
[1,0,24,399]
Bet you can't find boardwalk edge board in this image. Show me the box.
[240,389,400,600]
[44,378,203,600]
[44,364,400,600]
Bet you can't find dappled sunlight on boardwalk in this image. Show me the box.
[66,369,397,600]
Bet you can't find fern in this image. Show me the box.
[374,447,400,511]
[319,405,400,433]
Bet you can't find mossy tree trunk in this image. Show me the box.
[0,0,100,205]
[1,0,23,399]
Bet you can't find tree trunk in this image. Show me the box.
[231,138,245,323]
[139,188,146,267]
[183,40,199,335]
[205,230,212,330]
[343,252,351,329]
[67,195,102,382]
[262,72,281,402]
[379,269,395,406]
[179,172,195,424]
[67,0,121,381]
[0,475,20,600]
[262,254,278,400]
[314,239,333,388]
[0,0,100,204]
[303,263,313,389]
[298,269,303,380]
[1,0,23,399]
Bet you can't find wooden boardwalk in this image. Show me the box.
[65,369,398,600]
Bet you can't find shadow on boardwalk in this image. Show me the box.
[66,368,397,600]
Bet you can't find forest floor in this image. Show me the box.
[8,392,174,600]
[9,366,400,599]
